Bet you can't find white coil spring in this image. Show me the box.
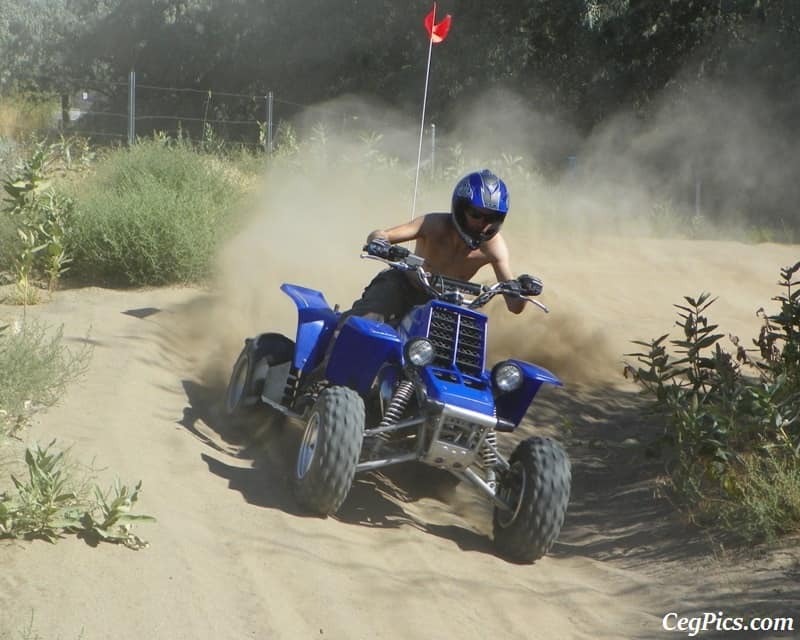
[379,380,414,427]
[479,429,498,469]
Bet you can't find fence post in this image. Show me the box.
[60,94,69,131]
[695,175,702,218]
[430,123,436,177]
[265,91,274,153]
[128,70,136,146]
[567,155,578,173]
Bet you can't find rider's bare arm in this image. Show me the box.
[486,236,526,315]
[367,216,427,245]
[369,215,526,314]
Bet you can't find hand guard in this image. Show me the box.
[518,274,543,296]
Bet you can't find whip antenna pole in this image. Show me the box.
[411,33,435,220]
[411,3,451,220]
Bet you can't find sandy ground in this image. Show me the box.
[1,235,799,640]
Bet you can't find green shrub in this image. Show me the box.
[0,440,154,548]
[624,263,800,541]
[67,138,246,286]
[755,263,800,394]
[0,211,16,271]
[718,452,800,542]
[1,137,94,300]
[0,319,91,435]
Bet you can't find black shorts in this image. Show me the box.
[346,269,431,324]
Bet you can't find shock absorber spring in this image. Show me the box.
[479,429,498,490]
[282,366,301,407]
[479,429,498,468]
[379,380,414,427]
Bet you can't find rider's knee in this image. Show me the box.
[362,311,386,323]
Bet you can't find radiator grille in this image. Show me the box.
[428,307,485,376]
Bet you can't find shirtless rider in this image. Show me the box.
[350,169,542,324]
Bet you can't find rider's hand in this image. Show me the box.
[518,274,543,296]
[364,238,392,258]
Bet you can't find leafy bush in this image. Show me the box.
[624,263,800,541]
[67,138,247,286]
[0,207,16,269]
[754,264,800,393]
[718,453,800,542]
[1,137,94,302]
[0,319,91,435]
[0,440,154,549]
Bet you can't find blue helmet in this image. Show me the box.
[451,169,510,249]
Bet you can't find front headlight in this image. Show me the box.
[493,362,523,392]
[405,338,435,367]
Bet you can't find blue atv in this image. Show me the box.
[225,244,571,563]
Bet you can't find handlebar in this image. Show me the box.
[361,243,549,313]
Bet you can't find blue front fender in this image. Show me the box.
[495,360,563,427]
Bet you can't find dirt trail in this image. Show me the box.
[1,237,799,640]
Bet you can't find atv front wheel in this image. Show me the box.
[293,386,365,516]
[492,436,571,563]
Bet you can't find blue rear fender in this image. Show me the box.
[281,284,338,372]
[495,359,563,428]
[327,316,402,394]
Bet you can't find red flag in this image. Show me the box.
[424,4,452,44]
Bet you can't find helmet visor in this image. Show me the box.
[464,206,504,226]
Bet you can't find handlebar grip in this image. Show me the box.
[518,274,543,296]
[363,240,410,262]
[387,245,410,261]
[364,239,391,258]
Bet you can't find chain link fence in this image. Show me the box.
[33,73,433,157]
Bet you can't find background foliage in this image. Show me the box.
[2,1,797,232]
[2,1,797,129]
[65,137,246,286]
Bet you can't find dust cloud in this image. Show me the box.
[196,134,431,388]
[189,83,796,391]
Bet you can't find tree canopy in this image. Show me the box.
[2,2,798,221]
[1,1,796,128]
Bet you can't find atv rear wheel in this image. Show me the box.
[225,345,258,417]
[225,334,295,418]
[293,386,364,516]
[492,436,571,563]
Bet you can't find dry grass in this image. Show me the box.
[0,94,57,139]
